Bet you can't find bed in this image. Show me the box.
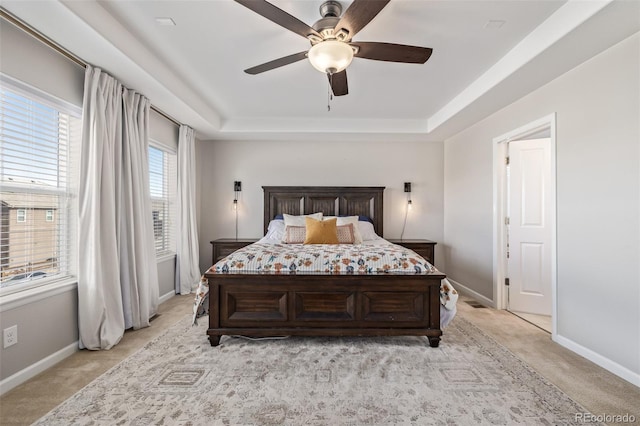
[196,186,453,348]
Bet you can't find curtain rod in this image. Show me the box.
[0,7,182,128]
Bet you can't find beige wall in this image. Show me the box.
[0,289,78,382]
[444,33,640,381]
[196,138,445,272]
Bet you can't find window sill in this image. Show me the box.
[0,254,177,312]
[0,278,77,313]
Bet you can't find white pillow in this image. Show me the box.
[283,212,323,227]
[265,219,285,241]
[324,216,363,244]
[358,221,380,241]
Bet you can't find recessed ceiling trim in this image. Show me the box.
[60,1,224,129]
[427,0,613,133]
[222,117,429,135]
[3,0,625,141]
[1,0,223,137]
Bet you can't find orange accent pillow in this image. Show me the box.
[304,217,339,244]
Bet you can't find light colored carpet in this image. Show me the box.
[33,315,600,425]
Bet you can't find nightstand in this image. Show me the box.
[210,238,258,264]
[387,239,437,265]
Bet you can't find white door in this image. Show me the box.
[507,138,552,315]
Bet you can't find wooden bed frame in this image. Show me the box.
[205,186,445,347]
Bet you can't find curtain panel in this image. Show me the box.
[78,65,159,350]
[176,126,201,294]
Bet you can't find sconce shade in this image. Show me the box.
[404,182,412,193]
[308,40,354,74]
[233,181,241,212]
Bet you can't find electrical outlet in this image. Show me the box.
[3,325,18,348]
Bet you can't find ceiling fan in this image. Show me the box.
[235,0,433,96]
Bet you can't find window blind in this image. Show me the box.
[148,144,177,256]
[0,78,79,290]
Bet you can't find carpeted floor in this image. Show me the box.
[2,295,638,425]
[33,313,601,425]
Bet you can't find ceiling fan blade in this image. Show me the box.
[333,0,390,41]
[352,42,433,64]
[234,0,321,40]
[244,51,308,75]
[329,70,348,96]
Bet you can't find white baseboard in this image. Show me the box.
[554,334,640,387]
[158,290,176,304]
[447,279,639,387]
[447,278,497,308]
[0,341,78,396]
[1,291,177,397]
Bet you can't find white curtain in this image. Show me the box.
[78,65,159,350]
[120,89,159,328]
[175,125,201,294]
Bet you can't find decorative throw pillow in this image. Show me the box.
[283,225,306,244]
[324,216,363,244]
[284,223,354,244]
[283,212,323,227]
[336,223,355,244]
[304,217,339,244]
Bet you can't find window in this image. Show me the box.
[16,209,26,222]
[148,143,176,256]
[1,75,80,291]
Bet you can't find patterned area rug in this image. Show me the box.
[35,315,598,425]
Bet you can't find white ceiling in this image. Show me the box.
[3,0,639,141]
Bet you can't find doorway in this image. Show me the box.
[493,114,557,336]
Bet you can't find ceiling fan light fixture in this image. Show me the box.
[308,40,354,74]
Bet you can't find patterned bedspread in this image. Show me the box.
[192,242,458,325]
[211,242,437,274]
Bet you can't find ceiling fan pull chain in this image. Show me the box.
[327,72,333,112]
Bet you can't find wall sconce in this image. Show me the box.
[404,182,412,208]
[401,182,413,240]
[233,181,241,211]
[233,181,241,239]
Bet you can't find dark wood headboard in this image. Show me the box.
[263,186,385,236]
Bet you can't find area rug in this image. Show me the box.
[34,315,598,425]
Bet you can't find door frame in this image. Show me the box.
[492,113,558,338]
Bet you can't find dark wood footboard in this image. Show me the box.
[206,272,445,347]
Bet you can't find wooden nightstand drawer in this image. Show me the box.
[211,238,259,264]
[387,239,436,265]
